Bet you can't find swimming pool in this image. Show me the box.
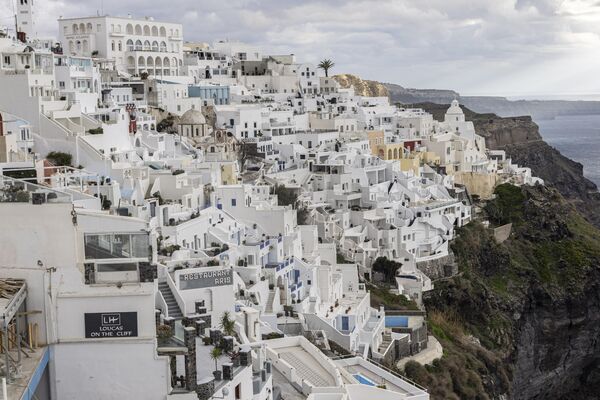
[353,373,376,386]
[385,315,409,328]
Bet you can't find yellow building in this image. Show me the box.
[368,130,405,161]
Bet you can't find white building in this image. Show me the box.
[58,15,183,77]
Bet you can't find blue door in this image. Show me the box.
[341,316,349,331]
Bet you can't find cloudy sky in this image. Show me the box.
[2,0,600,97]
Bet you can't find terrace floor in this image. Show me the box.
[277,346,336,387]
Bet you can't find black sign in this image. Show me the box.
[85,312,138,338]
[179,269,233,290]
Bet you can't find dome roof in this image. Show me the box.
[179,108,206,125]
[446,99,463,115]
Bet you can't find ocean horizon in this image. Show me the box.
[535,114,600,188]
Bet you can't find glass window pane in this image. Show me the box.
[96,262,138,272]
[131,234,150,258]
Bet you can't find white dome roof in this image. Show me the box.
[446,99,463,115]
[179,108,206,125]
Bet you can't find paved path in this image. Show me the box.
[396,335,443,369]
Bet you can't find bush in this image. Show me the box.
[372,257,402,283]
[88,127,104,135]
[46,151,72,167]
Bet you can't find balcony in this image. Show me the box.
[0,175,71,204]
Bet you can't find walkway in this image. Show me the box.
[396,335,443,369]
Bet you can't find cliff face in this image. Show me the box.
[332,74,388,97]
[410,184,600,400]
[391,103,600,399]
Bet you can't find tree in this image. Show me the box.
[372,257,402,283]
[210,347,222,372]
[46,151,73,167]
[274,185,298,206]
[220,311,236,337]
[318,59,335,77]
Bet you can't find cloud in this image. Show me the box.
[0,0,599,96]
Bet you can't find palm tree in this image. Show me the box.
[210,347,222,372]
[318,59,335,77]
[220,311,236,337]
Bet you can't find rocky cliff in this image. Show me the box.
[406,184,600,400]
[332,74,388,97]
[393,103,600,399]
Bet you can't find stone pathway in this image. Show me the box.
[396,335,443,369]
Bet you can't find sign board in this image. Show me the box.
[85,312,138,338]
[179,268,232,290]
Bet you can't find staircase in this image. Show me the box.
[159,281,183,319]
[265,290,276,314]
[379,332,393,355]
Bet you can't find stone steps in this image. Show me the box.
[159,282,183,319]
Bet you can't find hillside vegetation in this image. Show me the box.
[405,184,600,399]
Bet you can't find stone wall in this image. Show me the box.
[493,223,512,244]
[417,252,457,281]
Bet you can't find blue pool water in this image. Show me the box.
[385,316,409,328]
[354,373,376,386]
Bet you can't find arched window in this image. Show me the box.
[175,29,179,37]
[143,25,151,36]
[135,24,142,35]
[69,40,74,53]
[72,24,78,34]
[76,40,82,52]
[159,41,167,52]
[86,23,93,32]
[163,57,170,67]
[127,39,134,51]
[127,56,135,67]
[126,24,133,34]
[82,40,89,53]
[118,41,122,51]
[79,23,85,33]
[143,40,151,51]
[111,41,115,51]
[137,56,145,67]
[388,149,392,159]
[159,26,166,37]
[152,41,158,52]
[151,26,158,36]
[135,40,142,51]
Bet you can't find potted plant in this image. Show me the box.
[211,347,223,380]
[156,324,173,345]
[220,311,236,337]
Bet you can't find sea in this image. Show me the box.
[534,114,600,187]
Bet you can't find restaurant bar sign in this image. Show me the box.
[85,312,138,338]
[179,269,232,290]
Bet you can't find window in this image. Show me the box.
[231,199,237,207]
[84,233,150,260]
[96,262,138,272]
[4,56,10,65]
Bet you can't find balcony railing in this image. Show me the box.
[0,175,72,204]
